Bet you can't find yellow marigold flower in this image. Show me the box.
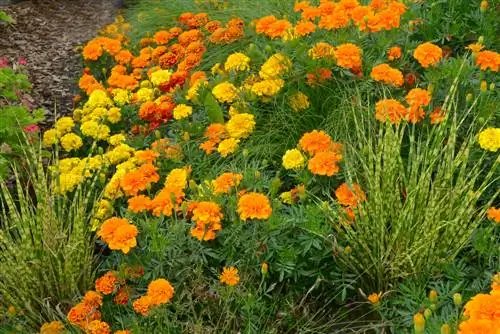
[86,89,113,109]
[289,92,310,111]
[60,133,83,152]
[165,167,189,191]
[40,320,64,334]
[308,42,336,60]
[413,42,443,68]
[217,138,240,157]
[226,113,256,139]
[251,78,285,97]
[259,53,291,79]
[173,104,193,120]
[237,192,272,220]
[54,117,74,135]
[108,133,126,146]
[112,88,131,106]
[282,149,305,170]
[81,121,111,140]
[478,127,500,152]
[224,52,251,72]
[147,278,175,305]
[212,82,239,103]
[186,79,207,101]
[211,62,224,75]
[413,313,425,334]
[280,191,293,204]
[150,69,172,86]
[136,87,155,102]
[219,266,240,286]
[105,144,135,165]
[107,107,122,123]
[467,43,484,54]
[42,129,59,147]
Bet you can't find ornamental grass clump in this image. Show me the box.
[0,146,97,329]
[338,80,499,291]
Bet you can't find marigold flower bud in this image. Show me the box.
[480,80,488,92]
[453,293,462,306]
[478,36,484,44]
[154,130,161,139]
[441,324,451,334]
[344,245,352,254]
[242,149,249,157]
[413,313,425,334]
[429,290,438,302]
[261,263,269,275]
[466,93,473,103]
[490,83,495,91]
[424,308,432,319]
[480,1,488,12]
[427,83,434,94]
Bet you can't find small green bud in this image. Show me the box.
[429,290,438,303]
[154,130,161,139]
[478,36,484,44]
[264,44,273,53]
[424,308,432,319]
[480,80,488,92]
[466,93,473,103]
[242,149,249,158]
[441,324,451,334]
[453,293,462,306]
[490,83,495,91]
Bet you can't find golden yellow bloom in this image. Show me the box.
[107,107,122,123]
[60,133,83,152]
[81,121,111,140]
[42,129,59,147]
[108,133,127,146]
[226,113,256,139]
[251,78,285,98]
[224,52,251,72]
[308,42,335,60]
[40,320,65,334]
[217,138,240,157]
[282,149,305,170]
[173,104,193,120]
[478,128,500,152]
[54,117,74,135]
[112,88,131,106]
[289,92,310,111]
[150,69,172,86]
[259,53,291,79]
[367,292,382,305]
[136,87,155,102]
[212,82,239,103]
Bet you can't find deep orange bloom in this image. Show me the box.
[334,43,362,70]
[133,296,152,316]
[487,207,500,223]
[430,107,445,124]
[295,20,316,36]
[387,46,402,61]
[95,271,118,295]
[85,320,111,334]
[335,183,366,208]
[237,192,272,220]
[147,279,175,305]
[476,50,500,72]
[128,195,152,213]
[67,302,101,328]
[413,42,443,68]
[97,217,138,254]
[375,99,407,124]
[115,50,133,65]
[307,151,342,176]
[219,266,240,286]
[406,88,431,107]
[114,286,130,305]
[407,105,425,124]
[190,201,223,241]
[121,164,160,197]
[212,172,243,194]
[82,291,103,308]
[370,63,404,87]
[299,130,334,155]
[153,30,171,44]
[318,10,350,30]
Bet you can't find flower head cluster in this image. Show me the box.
[97,217,138,254]
[190,201,224,241]
[478,128,500,152]
[219,266,240,286]
[413,42,443,68]
[370,63,403,87]
[237,192,272,220]
[133,278,175,316]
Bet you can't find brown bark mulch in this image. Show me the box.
[0,0,118,120]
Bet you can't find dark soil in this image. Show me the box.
[0,0,118,120]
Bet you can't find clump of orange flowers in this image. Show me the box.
[298,130,344,176]
[237,192,272,221]
[387,46,402,61]
[475,50,500,72]
[133,278,175,316]
[212,172,243,194]
[334,43,363,71]
[97,217,138,254]
[487,207,500,223]
[190,201,224,241]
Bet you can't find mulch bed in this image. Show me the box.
[0,0,118,121]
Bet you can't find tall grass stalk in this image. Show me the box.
[0,144,98,328]
[338,77,500,291]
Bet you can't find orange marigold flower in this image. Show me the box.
[135,149,159,164]
[121,164,160,197]
[476,50,500,72]
[212,172,243,194]
[406,88,431,107]
[255,15,278,34]
[86,320,111,334]
[133,296,152,316]
[334,43,363,70]
[294,1,310,12]
[95,271,118,295]
[430,107,445,124]
[153,30,171,44]
[97,217,138,254]
[237,192,272,221]
[335,183,366,208]
[219,266,240,286]
[190,201,224,241]
[458,319,496,334]
[147,278,175,305]
[308,151,342,176]
[128,195,152,213]
[295,20,316,36]
[205,20,222,33]
[375,99,407,124]
[83,42,103,61]
[302,6,322,20]
[67,302,101,328]
[115,50,133,65]
[387,46,402,61]
[318,10,350,30]
[370,63,404,87]
[462,293,500,321]
[204,123,227,142]
[487,207,500,223]
[40,320,65,334]
[407,105,425,124]
[114,286,130,305]
[82,291,103,308]
[299,130,334,155]
[413,42,443,68]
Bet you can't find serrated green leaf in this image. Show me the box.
[203,92,224,124]
[0,10,16,24]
